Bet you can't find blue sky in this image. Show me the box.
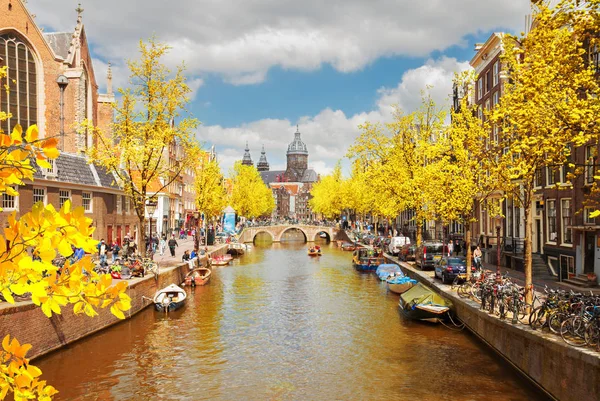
[29,0,531,175]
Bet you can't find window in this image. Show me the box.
[486,70,492,92]
[534,168,543,188]
[585,145,595,185]
[59,190,70,209]
[547,200,557,242]
[493,91,499,108]
[477,77,482,100]
[515,205,521,238]
[561,199,572,244]
[493,61,499,86]
[33,187,45,205]
[0,34,38,135]
[1,186,18,210]
[560,255,575,275]
[116,195,122,214]
[547,166,557,186]
[561,144,573,184]
[584,207,596,225]
[124,196,130,214]
[477,107,483,121]
[82,192,92,212]
[43,159,56,177]
[507,199,513,238]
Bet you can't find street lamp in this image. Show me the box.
[56,75,68,151]
[193,211,200,250]
[146,197,158,256]
[495,215,502,284]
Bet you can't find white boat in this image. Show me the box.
[153,284,187,312]
[227,243,246,256]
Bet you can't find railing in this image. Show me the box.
[243,220,337,228]
[503,237,524,255]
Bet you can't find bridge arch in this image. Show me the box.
[278,226,308,242]
[314,230,331,243]
[252,230,275,243]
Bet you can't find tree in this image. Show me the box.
[0,66,130,401]
[194,154,227,244]
[229,162,274,219]
[308,162,346,219]
[492,0,600,303]
[88,38,201,254]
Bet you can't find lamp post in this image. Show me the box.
[56,75,68,151]
[194,211,200,251]
[495,216,502,284]
[146,198,158,258]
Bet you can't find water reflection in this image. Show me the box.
[36,243,548,401]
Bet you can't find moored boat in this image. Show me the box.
[352,247,385,271]
[153,284,187,312]
[341,242,357,251]
[398,283,451,322]
[227,243,246,256]
[387,276,418,294]
[184,267,212,286]
[210,256,231,267]
[376,264,402,280]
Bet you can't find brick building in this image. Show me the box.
[0,0,138,244]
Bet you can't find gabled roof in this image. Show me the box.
[33,153,118,189]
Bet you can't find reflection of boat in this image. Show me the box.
[320,232,327,238]
[308,246,322,256]
[184,267,211,286]
[153,284,187,312]
[387,276,417,294]
[352,247,385,271]
[227,243,246,256]
[376,264,402,280]
[398,283,451,322]
[341,242,357,251]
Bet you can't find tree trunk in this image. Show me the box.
[138,215,146,257]
[523,198,533,306]
[466,225,472,280]
[416,224,423,247]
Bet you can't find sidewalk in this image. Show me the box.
[151,237,226,268]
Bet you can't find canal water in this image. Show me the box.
[36,241,548,401]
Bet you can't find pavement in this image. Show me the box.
[151,237,227,269]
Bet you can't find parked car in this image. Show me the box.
[389,236,411,256]
[415,241,446,270]
[434,256,467,284]
[398,244,416,261]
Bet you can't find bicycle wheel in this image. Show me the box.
[471,283,483,301]
[584,321,600,348]
[547,312,564,334]
[457,283,470,299]
[529,306,544,329]
[560,317,588,347]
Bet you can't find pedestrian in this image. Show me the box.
[455,240,461,256]
[111,240,120,264]
[122,237,129,260]
[97,239,108,266]
[159,236,167,256]
[168,235,178,257]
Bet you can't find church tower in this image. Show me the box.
[241,141,253,166]
[285,126,308,181]
[256,145,270,172]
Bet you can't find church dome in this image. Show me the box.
[286,126,308,155]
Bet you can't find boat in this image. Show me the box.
[398,283,452,322]
[184,267,211,286]
[387,276,418,294]
[352,247,385,271]
[341,242,357,251]
[308,246,322,256]
[210,255,231,267]
[376,264,402,280]
[153,284,187,312]
[227,243,246,256]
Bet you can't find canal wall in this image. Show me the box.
[0,245,229,361]
[385,254,600,401]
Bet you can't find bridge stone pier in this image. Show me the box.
[239,225,348,243]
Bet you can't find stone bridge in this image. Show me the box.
[239,225,348,243]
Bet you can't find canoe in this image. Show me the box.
[387,276,418,294]
[184,267,211,286]
[398,283,451,322]
[308,248,322,256]
[153,284,187,312]
[376,264,402,280]
[210,257,231,267]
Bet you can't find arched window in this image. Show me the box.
[0,34,37,134]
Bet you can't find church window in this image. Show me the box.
[0,34,37,134]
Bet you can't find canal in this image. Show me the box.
[36,241,549,401]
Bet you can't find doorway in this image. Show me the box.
[584,232,595,274]
[534,219,542,254]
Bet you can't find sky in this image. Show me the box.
[28,0,531,176]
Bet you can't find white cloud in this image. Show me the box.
[28,0,528,85]
[199,57,470,175]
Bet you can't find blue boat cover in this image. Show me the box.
[376,264,402,280]
[387,276,417,285]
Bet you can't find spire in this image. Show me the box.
[106,62,113,95]
[75,3,84,24]
[241,141,253,166]
[257,144,270,172]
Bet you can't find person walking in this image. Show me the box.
[97,239,108,266]
[111,240,120,264]
[159,236,167,256]
[168,235,178,257]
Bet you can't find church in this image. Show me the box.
[241,127,318,220]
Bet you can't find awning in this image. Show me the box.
[568,225,600,231]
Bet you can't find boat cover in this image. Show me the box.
[400,283,451,310]
[387,276,417,285]
[376,264,402,280]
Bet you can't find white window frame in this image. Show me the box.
[1,186,18,210]
[546,199,557,244]
[585,145,595,185]
[124,196,131,214]
[493,91,499,108]
[493,61,499,86]
[560,255,575,275]
[546,166,557,187]
[32,186,46,205]
[59,190,71,209]
[116,195,122,214]
[43,159,57,177]
[82,191,93,213]
[560,198,573,246]
[477,77,482,100]
[584,206,596,225]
